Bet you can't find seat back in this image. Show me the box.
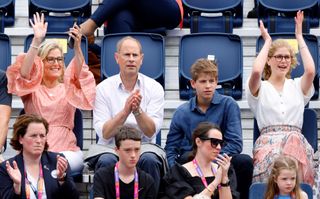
[249,182,313,199]
[0,33,11,71]
[253,108,318,151]
[256,33,319,99]
[183,0,243,33]
[100,33,165,88]
[24,33,88,64]
[19,108,83,149]
[29,0,91,32]
[179,33,243,100]
[257,0,319,33]
[0,0,14,33]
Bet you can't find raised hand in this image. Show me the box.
[259,20,271,43]
[295,10,304,38]
[29,12,47,43]
[56,155,68,180]
[69,24,83,50]
[131,89,142,112]
[6,161,21,185]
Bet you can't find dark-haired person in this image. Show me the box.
[163,122,238,199]
[0,70,12,162]
[0,114,79,199]
[165,58,253,199]
[93,125,156,199]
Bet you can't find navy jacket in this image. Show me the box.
[0,151,79,199]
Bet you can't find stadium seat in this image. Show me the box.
[182,0,243,33]
[179,33,243,100]
[256,33,319,99]
[253,108,318,151]
[249,182,313,199]
[0,33,11,71]
[100,32,165,88]
[257,0,319,33]
[0,0,14,33]
[28,0,91,32]
[24,32,88,65]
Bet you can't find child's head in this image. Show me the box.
[114,125,142,168]
[265,156,302,199]
[190,58,218,81]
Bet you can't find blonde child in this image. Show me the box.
[265,156,308,199]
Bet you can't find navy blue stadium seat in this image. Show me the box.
[24,33,88,65]
[257,0,319,33]
[253,108,318,152]
[256,33,319,99]
[183,0,243,33]
[0,0,14,33]
[100,32,165,88]
[0,33,11,71]
[249,182,313,199]
[28,0,91,32]
[179,33,243,100]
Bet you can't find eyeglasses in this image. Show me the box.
[45,56,64,64]
[198,136,225,148]
[272,55,292,62]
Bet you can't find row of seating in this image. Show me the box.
[2,0,320,34]
[1,31,319,100]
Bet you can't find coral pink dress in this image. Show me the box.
[6,54,96,153]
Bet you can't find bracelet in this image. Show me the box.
[220,179,230,187]
[206,186,214,193]
[30,44,40,50]
[299,45,307,50]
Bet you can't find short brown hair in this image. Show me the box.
[114,125,142,148]
[190,58,218,81]
[10,114,49,151]
[263,39,298,80]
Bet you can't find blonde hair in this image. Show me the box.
[264,156,303,199]
[38,40,65,83]
[190,58,218,81]
[263,39,298,80]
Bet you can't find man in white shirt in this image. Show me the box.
[93,36,164,195]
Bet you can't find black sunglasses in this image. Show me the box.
[198,136,225,148]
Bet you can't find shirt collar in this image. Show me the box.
[116,73,142,91]
[190,91,223,111]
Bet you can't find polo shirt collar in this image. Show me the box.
[190,91,223,111]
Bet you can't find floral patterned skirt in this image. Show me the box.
[252,125,314,186]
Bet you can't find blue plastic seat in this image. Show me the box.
[256,33,319,99]
[179,33,243,100]
[249,182,313,199]
[0,33,11,71]
[183,0,243,33]
[100,32,165,88]
[0,0,14,33]
[253,108,318,152]
[28,0,91,32]
[24,33,88,65]
[257,0,319,33]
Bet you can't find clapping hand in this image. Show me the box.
[6,160,21,185]
[295,10,304,39]
[215,153,232,182]
[56,155,68,181]
[259,20,271,43]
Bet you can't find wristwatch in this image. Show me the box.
[132,108,142,117]
[220,179,230,187]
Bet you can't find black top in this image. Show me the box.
[94,166,156,199]
[0,70,12,106]
[162,164,240,199]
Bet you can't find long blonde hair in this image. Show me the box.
[263,39,298,80]
[264,156,303,199]
[38,40,65,83]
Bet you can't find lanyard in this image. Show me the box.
[114,162,139,199]
[192,159,217,188]
[24,163,44,199]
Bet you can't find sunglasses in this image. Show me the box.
[198,136,225,148]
